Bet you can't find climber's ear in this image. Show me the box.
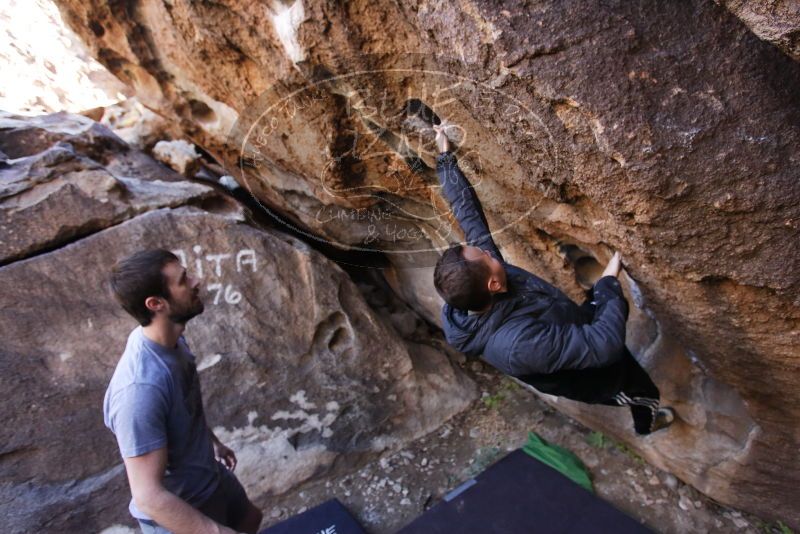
[488,274,503,293]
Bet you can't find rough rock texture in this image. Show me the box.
[152,138,200,175]
[0,111,212,264]
[0,113,476,533]
[99,97,183,151]
[47,0,800,526]
[716,0,800,61]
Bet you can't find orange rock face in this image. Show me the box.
[52,0,800,526]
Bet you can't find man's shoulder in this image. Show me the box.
[479,317,530,375]
[103,333,173,430]
[503,262,541,285]
[503,263,570,303]
[107,328,173,397]
[486,312,529,343]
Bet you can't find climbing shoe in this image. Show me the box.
[651,407,675,433]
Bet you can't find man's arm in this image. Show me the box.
[124,447,238,534]
[434,125,503,261]
[505,276,629,375]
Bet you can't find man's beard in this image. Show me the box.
[168,297,205,325]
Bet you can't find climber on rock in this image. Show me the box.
[105,250,263,534]
[431,124,674,436]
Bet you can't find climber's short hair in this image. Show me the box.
[433,244,492,311]
[110,249,179,326]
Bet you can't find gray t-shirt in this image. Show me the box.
[104,326,220,520]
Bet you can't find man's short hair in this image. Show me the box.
[433,244,492,311]
[110,249,179,326]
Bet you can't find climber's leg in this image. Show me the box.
[613,351,667,435]
[616,395,659,435]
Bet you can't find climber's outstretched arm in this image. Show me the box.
[434,125,503,261]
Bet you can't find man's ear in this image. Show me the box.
[487,276,503,293]
[144,296,165,313]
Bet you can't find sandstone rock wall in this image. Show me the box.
[716,0,800,61]
[0,113,476,533]
[42,0,800,526]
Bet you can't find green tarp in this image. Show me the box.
[521,432,594,493]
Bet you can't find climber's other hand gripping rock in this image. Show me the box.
[433,123,451,154]
[601,251,623,279]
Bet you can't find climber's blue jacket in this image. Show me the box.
[437,151,630,400]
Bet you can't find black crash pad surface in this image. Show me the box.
[397,449,652,534]
[259,498,367,534]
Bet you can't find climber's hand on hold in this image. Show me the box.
[433,124,450,153]
[601,251,622,278]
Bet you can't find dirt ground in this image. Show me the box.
[260,362,782,534]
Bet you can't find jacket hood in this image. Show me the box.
[441,293,518,357]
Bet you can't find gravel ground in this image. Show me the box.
[257,362,783,534]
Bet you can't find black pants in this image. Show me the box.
[580,294,661,435]
[520,350,661,434]
[518,297,661,435]
[138,468,250,533]
[600,351,661,435]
